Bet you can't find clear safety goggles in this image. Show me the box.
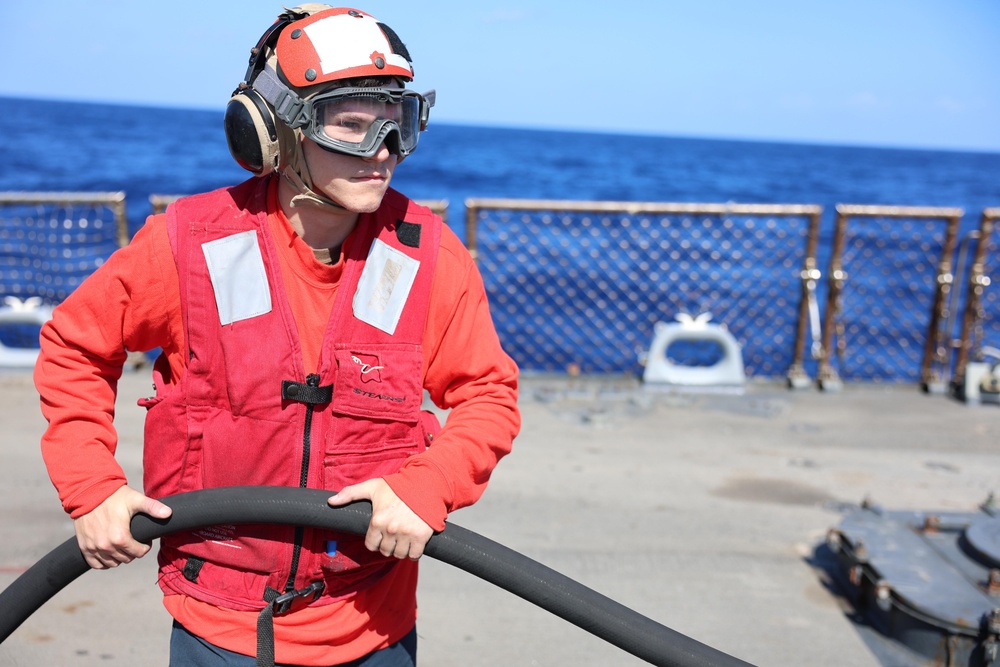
[300,87,433,158]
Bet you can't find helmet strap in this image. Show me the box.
[282,171,350,213]
[279,132,349,213]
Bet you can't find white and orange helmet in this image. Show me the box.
[275,7,415,87]
[225,5,434,174]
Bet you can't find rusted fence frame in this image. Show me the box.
[950,208,1000,398]
[148,194,178,216]
[0,192,129,248]
[150,194,450,225]
[787,208,824,389]
[465,198,822,382]
[817,204,962,392]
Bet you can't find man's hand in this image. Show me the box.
[328,479,433,560]
[74,485,172,569]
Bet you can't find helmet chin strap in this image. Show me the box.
[280,132,350,213]
[281,170,350,213]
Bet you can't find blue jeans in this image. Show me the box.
[169,621,417,667]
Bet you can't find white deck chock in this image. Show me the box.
[0,297,53,369]
[642,313,746,388]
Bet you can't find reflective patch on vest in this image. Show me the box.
[353,238,419,335]
[201,231,272,325]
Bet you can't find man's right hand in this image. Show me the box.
[74,485,172,569]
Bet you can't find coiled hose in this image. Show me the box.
[0,486,754,667]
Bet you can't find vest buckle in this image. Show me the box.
[271,581,325,615]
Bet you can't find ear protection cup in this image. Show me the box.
[224,89,281,175]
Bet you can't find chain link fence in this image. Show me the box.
[3,190,997,391]
[951,208,1000,396]
[816,205,961,389]
[0,192,127,305]
[465,199,821,380]
[0,192,127,361]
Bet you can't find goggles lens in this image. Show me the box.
[305,88,425,158]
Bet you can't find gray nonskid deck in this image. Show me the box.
[1,370,997,666]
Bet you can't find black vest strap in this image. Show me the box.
[182,557,205,583]
[256,587,281,667]
[256,582,325,667]
[281,380,333,404]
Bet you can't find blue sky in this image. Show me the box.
[3,1,999,152]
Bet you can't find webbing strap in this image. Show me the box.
[281,380,333,404]
[255,587,282,667]
[255,582,326,666]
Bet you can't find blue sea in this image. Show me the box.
[3,95,1000,380]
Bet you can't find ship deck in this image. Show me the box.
[1,369,997,666]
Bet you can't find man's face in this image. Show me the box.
[301,134,399,214]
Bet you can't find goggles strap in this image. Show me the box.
[253,64,307,128]
[248,63,394,213]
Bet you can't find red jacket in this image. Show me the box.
[145,176,440,609]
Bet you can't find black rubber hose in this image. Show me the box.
[0,486,753,667]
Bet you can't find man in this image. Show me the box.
[33,5,520,666]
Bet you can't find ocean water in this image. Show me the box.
[2,95,1000,379]
[5,96,1000,239]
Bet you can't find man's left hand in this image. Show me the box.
[328,479,433,560]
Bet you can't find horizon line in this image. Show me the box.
[2,92,999,157]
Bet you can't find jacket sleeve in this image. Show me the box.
[382,225,520,531]
[34,216,183,518]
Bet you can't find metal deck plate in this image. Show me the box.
[966,516,1000,569]
[829,504,1000,666]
